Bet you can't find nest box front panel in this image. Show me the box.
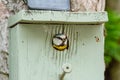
[13,24,104,80]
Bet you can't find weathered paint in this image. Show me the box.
[9,26,19,80]
[9,10,108,80]
[8,10,108,27]
[9,23,105,80]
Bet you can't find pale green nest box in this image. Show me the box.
[8,10,108,80]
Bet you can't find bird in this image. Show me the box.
[71,0,105,12]
[52,34,69,51]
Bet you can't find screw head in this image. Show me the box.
[62,63,72,73]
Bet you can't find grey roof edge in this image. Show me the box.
[8,10,108,27]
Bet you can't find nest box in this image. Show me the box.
[8,10,108,80]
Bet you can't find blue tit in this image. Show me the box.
[52,34,69,51]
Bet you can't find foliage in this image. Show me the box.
[105,10,120,66]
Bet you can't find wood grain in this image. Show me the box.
[9,23,105,80]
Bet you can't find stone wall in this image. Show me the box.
[0,1,9,80]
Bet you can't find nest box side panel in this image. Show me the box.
[9,26,19,80]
